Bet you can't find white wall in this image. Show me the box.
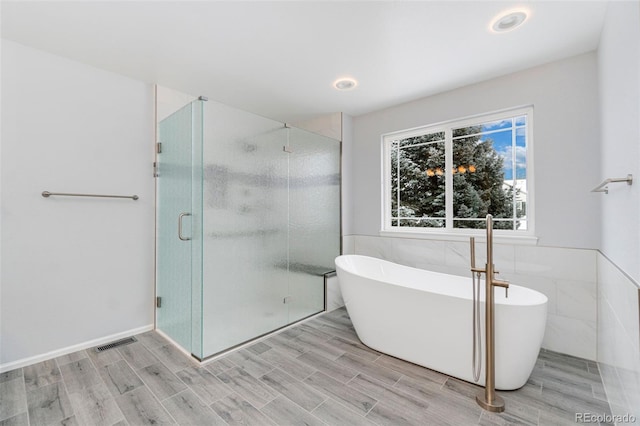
[598,1,640,283]
[351,52,601,249]
[292,113,342,142]
[156,85,196,122]
[596,1,640,420]
[341,113,353,237]
[0,40,155,369]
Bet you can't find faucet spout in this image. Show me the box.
[492,278,509,289]
[492,277,509,298]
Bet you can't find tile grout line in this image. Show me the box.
[303,397,335,426]
[536,406,542,426]
[52,357,79,425]
[208,391,238,426]
[324,394,378,423]
[216,362,280,410]
[21,370,31,426]
[158,386,229,425]
[173,365,222,409]
[115,346,180,426]
[210,366,249,402]
[83,348,128,425]
[15,369,31,425]
[259,367,329,417]
[212,390,263,426]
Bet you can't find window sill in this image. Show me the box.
[379,230,539,245]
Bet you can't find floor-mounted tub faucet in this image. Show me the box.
[469,214,510,413]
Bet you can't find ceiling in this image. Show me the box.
[1,1,608,123]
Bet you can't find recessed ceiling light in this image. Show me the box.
[491,11,528,33]
[334,78,357,91]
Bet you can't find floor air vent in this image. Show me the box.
[95,336,137,352]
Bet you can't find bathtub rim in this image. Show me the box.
[335,254,548,307]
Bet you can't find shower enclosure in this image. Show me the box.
[156,98,341,360]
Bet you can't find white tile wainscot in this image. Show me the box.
[342,235,355,255]
[350,235,598,360]
[597,252,640,421]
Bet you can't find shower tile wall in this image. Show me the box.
[341,235,597,361]
[597,252,640,421]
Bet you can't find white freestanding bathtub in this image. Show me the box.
[335,254,547,390]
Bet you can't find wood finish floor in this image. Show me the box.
[0,308,614,425]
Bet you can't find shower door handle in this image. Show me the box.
[178,212,191,241]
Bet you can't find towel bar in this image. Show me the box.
[591,175,632,194]
[42,191,139,200]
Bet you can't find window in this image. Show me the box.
[382,107,533,235]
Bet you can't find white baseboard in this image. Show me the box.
[0,324,154,373]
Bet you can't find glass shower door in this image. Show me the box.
[156,100,203,354]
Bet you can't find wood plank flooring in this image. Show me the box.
[0,308,615,425]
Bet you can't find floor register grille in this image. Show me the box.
[94,336,137,352]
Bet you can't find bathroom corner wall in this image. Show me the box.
[597,253,640,421]
[597,0,640,284]
[342,235,597,360]
[156,85,197,122]
[292,113,342,142]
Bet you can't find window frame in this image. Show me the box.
[381,106,536,242]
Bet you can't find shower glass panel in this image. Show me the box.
[156,100,203,354]
[201,103,289,357]
[288,128,341,323]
